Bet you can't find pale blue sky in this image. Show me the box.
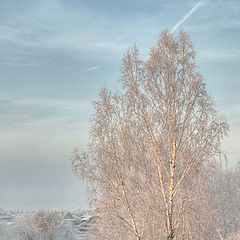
[0,0,239,210]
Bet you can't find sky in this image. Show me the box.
[0,0,239,210]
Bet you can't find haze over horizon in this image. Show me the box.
[0,0,239,210]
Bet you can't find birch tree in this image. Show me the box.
[72,30,228,240]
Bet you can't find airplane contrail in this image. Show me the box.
[170,0,209,33]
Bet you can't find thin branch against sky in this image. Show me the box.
[171,0,209,33]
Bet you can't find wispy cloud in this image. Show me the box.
[0,95,92,131]
[0,59,40,67]
[198,48,240,62]
[86,66,100,72]
[171,0,210,33]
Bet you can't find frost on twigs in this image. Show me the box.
[72,30,229,240]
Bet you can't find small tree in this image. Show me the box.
[72,30,228,240]
[32,210,62,240]
[15,210,75,240]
